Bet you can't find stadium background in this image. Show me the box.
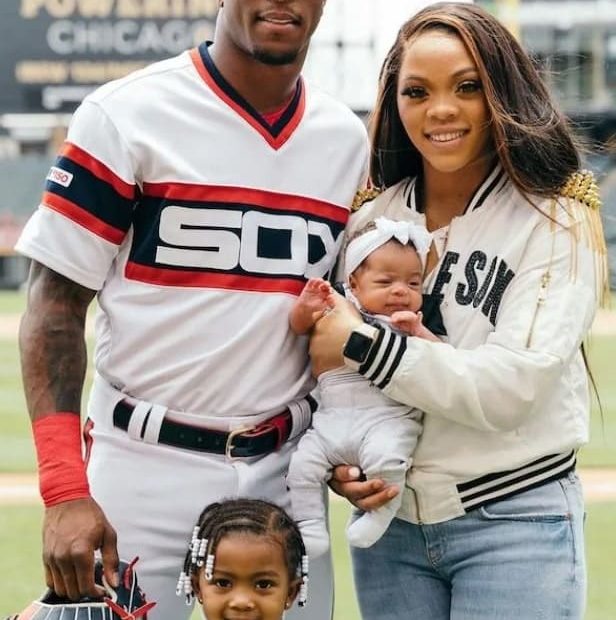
[0,1,614,618]
[0,0,614,286]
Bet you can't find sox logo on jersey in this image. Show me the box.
[156,205,343,278]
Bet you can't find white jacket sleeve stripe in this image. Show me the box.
[360,329,407,389]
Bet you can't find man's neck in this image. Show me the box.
[208,39,305,114]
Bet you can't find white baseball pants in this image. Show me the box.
[85,376,333,620]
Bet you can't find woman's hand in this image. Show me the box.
[309,291,363,376]
[329,465,400,511]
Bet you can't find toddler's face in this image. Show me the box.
[195,532,299,620]
[349,240,423,316]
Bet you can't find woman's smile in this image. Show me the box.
[426,129,468,144]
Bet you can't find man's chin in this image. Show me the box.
[252,48,299,66]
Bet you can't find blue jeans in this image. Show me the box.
[351,472,586,620]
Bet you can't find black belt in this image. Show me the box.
[112,400,302,458]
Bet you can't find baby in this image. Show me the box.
[287,217,438,557]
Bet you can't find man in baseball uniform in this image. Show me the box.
[15,1,368,617]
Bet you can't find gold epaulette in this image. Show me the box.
[351,187,382,212]
[559,170,601,210]
[557,170,610,308]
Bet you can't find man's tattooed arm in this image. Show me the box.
[19,261,96,421]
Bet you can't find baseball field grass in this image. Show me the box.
[1,290,615,618]
[1,501,616,619]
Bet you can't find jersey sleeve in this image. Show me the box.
[15,99,139,290]
[357,207,599,432]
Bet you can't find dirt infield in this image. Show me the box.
[1,469,615,506]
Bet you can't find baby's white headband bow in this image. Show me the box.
[344,217,432,280]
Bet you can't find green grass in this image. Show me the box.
[586,501,616,619]
[0,332,33,472]
[1,290,615,617]
[1,501,615,619]
[0,505,46,614]
[1,288,614,471]
[0,290,28,314]
[579,333,616,468]
[0,291,94,472]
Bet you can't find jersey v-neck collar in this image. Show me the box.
[190,42,305,151]
[406,162,507,215]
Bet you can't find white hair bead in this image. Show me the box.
[197,537,208,567]
[205,553,215,581]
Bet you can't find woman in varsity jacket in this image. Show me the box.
[310,4,609,619]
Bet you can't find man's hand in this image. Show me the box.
[309,292,363,376]
[42,497,119,601]
[329,465,399,511]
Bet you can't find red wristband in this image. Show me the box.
[33,413,91,507]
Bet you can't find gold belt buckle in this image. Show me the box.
[225,425,254,459]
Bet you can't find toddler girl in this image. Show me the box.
[176,498,309,620]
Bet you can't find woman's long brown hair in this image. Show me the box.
[369,2,604,415]
[370,2,581,198]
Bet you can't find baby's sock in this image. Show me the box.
[346,507,395,548]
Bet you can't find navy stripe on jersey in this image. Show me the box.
[126,183,348,293]
[190,46,305,150]
[270,84,303,134]
[198,43,302,140]
[42,142,137,245]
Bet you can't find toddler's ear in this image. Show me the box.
[192,574,202,601]
[286,577,302,608]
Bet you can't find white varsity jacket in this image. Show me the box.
[340,164,607,524]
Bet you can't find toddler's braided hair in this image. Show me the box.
[176,498,309,607]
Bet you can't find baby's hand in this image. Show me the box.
[290,278,335,334]
[391,310,441,342]
[298,278,333,315]
[390,310,423,336]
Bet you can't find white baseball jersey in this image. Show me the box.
[16,43,369,418]
[343,165,603,524]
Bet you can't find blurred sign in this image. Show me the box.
[0,1,217,114]
[1,1,476,115]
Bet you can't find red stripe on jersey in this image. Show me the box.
[125,262,305,295]
[142,183,349,225]
[61,142,135,200]
[43,191,126,245]
[189,48,305,151]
